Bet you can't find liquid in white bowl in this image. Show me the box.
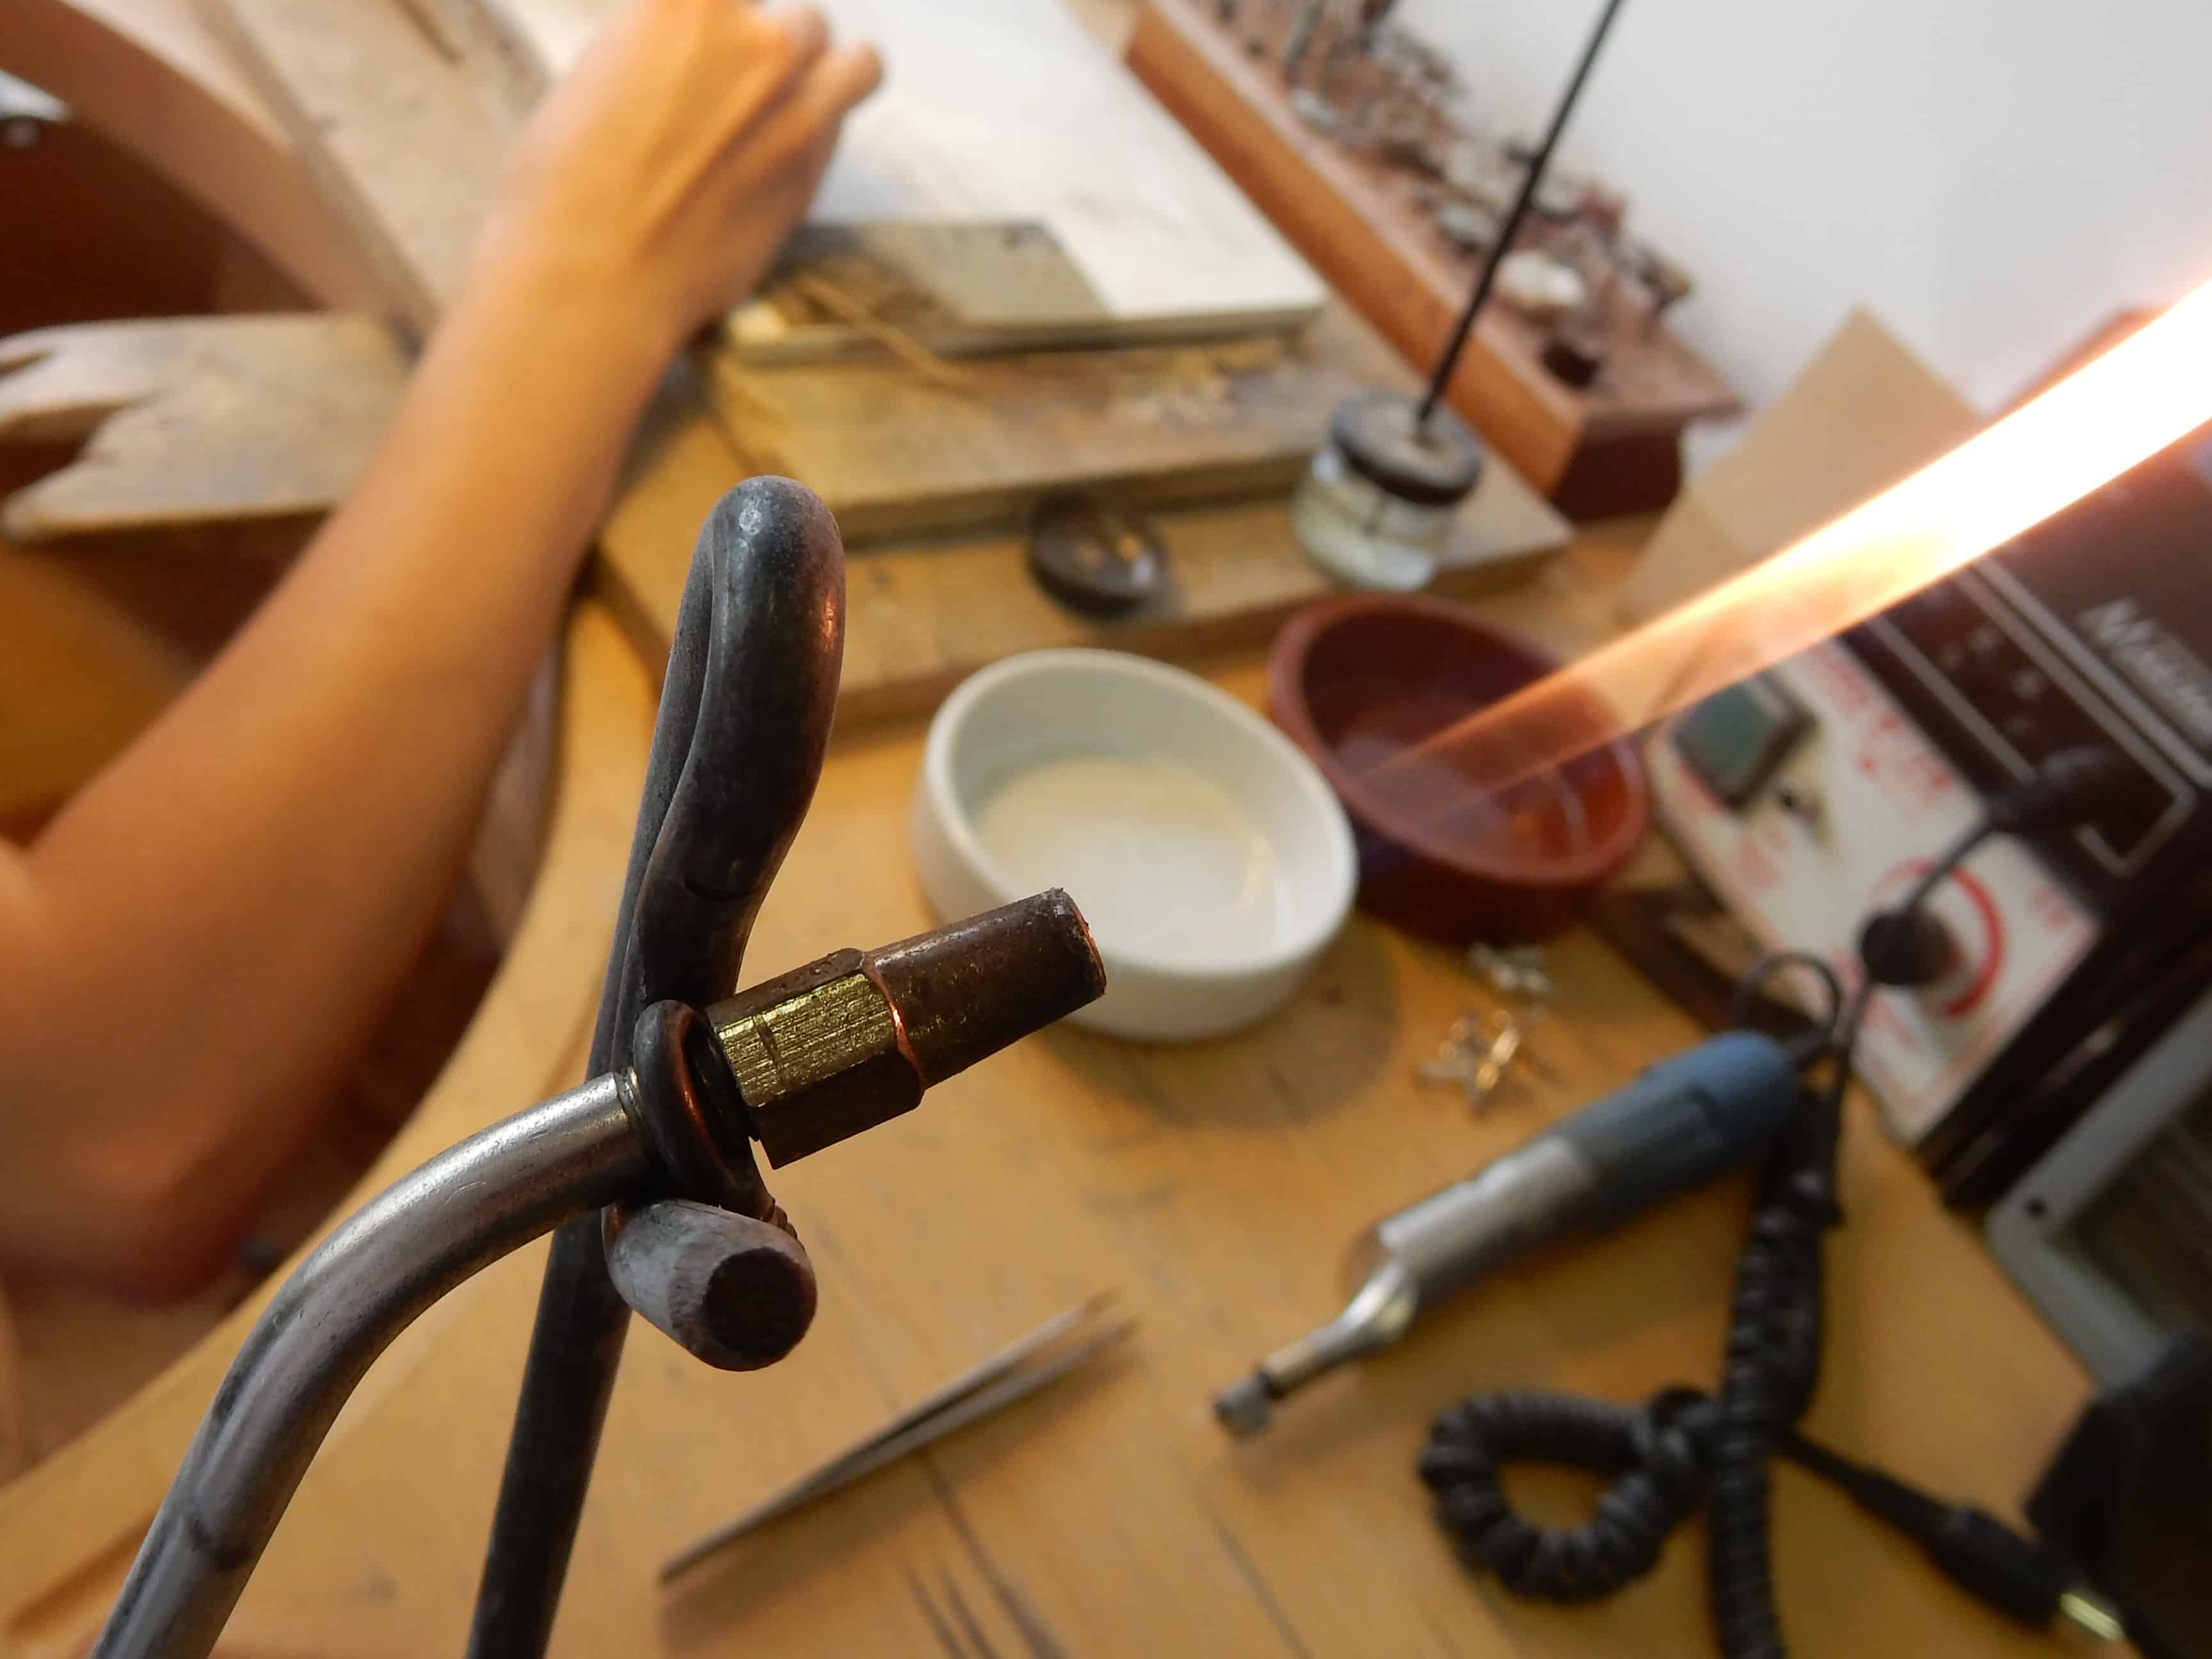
[972,752,1286,968]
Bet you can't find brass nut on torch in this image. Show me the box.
[709,950,918,1167]
[705,889,1105,1168]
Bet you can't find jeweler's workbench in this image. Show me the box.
[0,540,2097,1658]
[0,2,2100,1653]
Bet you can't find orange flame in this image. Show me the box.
[1383,279,2212,796]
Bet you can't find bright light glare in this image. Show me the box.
[1382,278,2212,791]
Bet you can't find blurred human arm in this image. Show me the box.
[0,0,878,1296]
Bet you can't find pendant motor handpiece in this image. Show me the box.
[1212,1031,1803,1436]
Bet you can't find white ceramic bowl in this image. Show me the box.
[911,650,1357,1041]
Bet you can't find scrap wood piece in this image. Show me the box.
[204,0,515,334]
[700,303,1413,543]
[0,314,406,540]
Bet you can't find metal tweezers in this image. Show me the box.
[663,1292,1136,1581]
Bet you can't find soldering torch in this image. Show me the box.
[1214,1030,1801,1435]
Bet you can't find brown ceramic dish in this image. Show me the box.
[1267,594,1649,941]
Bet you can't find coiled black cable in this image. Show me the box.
[1421,1387,1717,1599]
[1422,956,1866,1659]
[1420,1126,1848,1656]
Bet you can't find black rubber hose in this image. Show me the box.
[1704,1129,1834,1659]
[1420,1388,1715,1599]
[1420,1095,1843,1659]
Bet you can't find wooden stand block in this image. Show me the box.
[1125,0,1743,516]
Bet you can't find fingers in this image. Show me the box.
[757,0,830,68]
[733,39,882,184]
[813,37,884,119]
[706,3,850,164]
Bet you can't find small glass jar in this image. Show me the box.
[1292,390,1483,591]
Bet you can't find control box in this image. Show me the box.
[1651,643,2096,1143]
[1654,421,2212,1203]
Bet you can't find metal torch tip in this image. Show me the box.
[867,890,1106,1087]
[1213,1372,1274,1438]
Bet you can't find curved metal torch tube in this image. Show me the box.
[92,1071,650,1659]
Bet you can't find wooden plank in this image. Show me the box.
[823,472,1569,726]
[598,347,1570,718]
[701,303,1411,543]
[604,472,1569,729]
[1124,0,1742,505]
[195,0,763,705]
[0,317,1567,730]
[440,0,1329,350]
[0,607,2099,1657]
[0,314,405,539]
[203,0,513,336]
[1619,309,1978,623]
[725,218,1122,364]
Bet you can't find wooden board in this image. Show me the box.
[204,0,512,337]
[1125,0,1743,512]
[725,219,1123,364]
[434,0,1329,352]
[606,463,1572,725]
[0,313,405,538]
[1619,309,1978,623]
[0,584,2099,1657]
[704,303,1411,543]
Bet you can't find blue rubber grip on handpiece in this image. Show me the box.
[1210,1030,1808,1438]
[1553,1031,1803,1224]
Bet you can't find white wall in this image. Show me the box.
[1401,0,2212,427]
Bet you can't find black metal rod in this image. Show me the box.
[465,1221,634,1656]
[90,1073,649,1659]
[1415,0,1631,429]
[467,478,846,1656]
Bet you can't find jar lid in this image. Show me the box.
[1328,390,1484,508]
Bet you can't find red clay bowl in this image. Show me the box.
[1267,594,1649,942]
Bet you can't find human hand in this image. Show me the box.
[467,0,881,369]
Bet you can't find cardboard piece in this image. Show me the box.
[1619,310,1979,623]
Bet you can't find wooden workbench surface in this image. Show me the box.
[0,540,2092,1657]
[0,7,2090,1651]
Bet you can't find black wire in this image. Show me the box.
[1893,819,1990,928]
[1413,0,1630,428]
[1726,951,1847,1054]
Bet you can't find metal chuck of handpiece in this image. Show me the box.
[1214,1032,1802,1436]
